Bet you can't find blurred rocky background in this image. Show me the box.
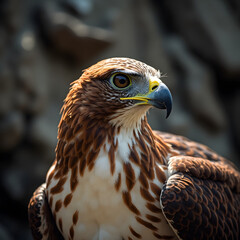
[0,0,240,239]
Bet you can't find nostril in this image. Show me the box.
[152,85,158,91]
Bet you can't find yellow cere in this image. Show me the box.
[120,78,160,104]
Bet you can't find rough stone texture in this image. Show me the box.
[0,225,12,240]
[231,89,240,158]
[162,0,240,75]
[0,0,239,238]
[0,63,14,115]
[38,2,114,63]
[165,37,226,131]
[0,111,24,151]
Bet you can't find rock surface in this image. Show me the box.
[162,0,240,74]
[0,0,239,238]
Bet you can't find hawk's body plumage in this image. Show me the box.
[28,58,240,240]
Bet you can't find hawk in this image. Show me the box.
[28,57,240,240]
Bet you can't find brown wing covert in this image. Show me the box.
[160,156,240,240]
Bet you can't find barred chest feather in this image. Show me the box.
[46,127,177,240]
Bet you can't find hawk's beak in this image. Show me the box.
[120,79,172,118]
[147,83,172,118]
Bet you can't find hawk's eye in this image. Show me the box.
[111,73,131,89]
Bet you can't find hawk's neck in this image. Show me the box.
[52,107,170,181]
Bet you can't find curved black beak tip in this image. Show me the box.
[165,96,172,119]
[149,83,173,119]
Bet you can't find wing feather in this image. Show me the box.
[154,131,240,240]
[160,170,240,240]
[28,184,64,240]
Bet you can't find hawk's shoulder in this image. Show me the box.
[155,130,235,165]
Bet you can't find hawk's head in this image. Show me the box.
[63,57,172,129]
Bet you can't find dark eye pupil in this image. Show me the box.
[119,78,126,84]
[113,74,130,88]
